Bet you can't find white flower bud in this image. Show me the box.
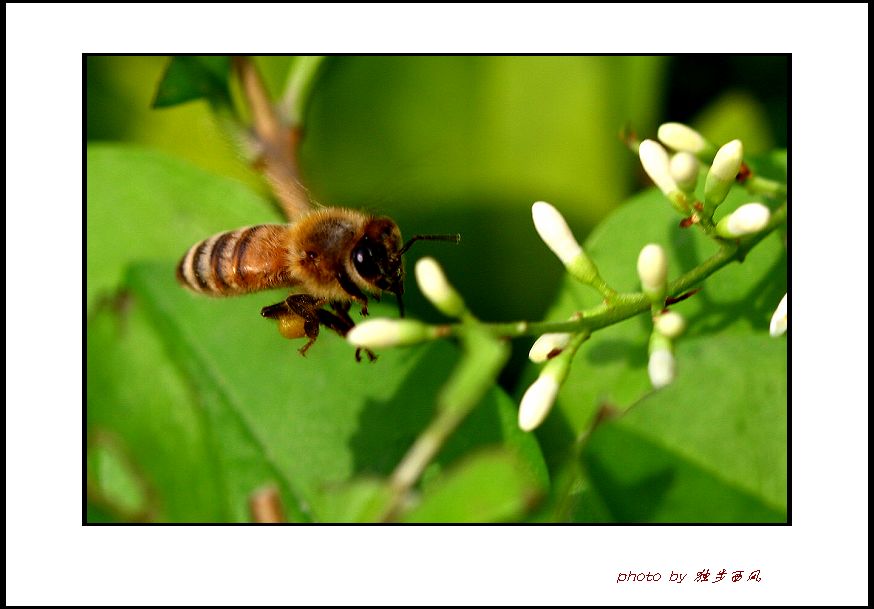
[769,293,788,337]
[669,152,700,193]
[528,332,572,363]
[637,244,668,304]
[518,371,560,432]
[716,203,771,238]
[639,139,679,197]
[654,311,686,339]
[532,201,604,286]
[346,318,434,349]
[648,348,676,389]
[531,201,583,265]
[704,139,744,212]
[709,139,744,182]
[657,122,710,155]
[415,257,466,317]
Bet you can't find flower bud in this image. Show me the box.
[715,203,771,238]
[637,244,668,306]
[639,139,690,214]
[346,318,436,349]
[769,293,788,337]
[648,348,676,389]
[531,201,602,286]
[654,311,686,339]
[415,257,466,317]
[528,332,572,363]
[669,152,700,193]
[704,139,744,212]
[639,139,678,196]
[518,372,560,432]
[657,122,713,156]
[519,328,588,431]
[531,201,582,265]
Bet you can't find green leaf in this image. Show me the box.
[86,143,288,521]
[311,478,394,523]
[581,334,787,522]
[86,431,152,520]
[402,448,545,523]
[87,291,226,522]
[86,143,281,310]
[125,260,545,522]
[152,56,232,108]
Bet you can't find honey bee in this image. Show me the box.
[177,205,458,360]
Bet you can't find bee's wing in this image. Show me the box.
[270,173,317,221]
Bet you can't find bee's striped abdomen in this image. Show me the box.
[177,224,297,296]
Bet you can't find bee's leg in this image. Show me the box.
[356,348,378,363]
[335,270,370,316]
[330,301,355,327]
[322,302,377,363]
[261,294,324,356]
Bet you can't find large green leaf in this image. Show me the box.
[88,291,226,522]
[581,334,787,522]
[118,261,545,521]
[86,143,281,309]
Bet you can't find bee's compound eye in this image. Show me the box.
[352,242,384,279]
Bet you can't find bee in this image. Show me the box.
[176,205,458,360]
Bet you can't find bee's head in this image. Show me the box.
[351,217,459,317]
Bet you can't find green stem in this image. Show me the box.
[278,56,325,126]
[743,174,787,199]
[441,203,786,340]
[590,276,619,301]
[382,326,509,521]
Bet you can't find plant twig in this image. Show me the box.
[249,485,286,523]
[232,56,313,221]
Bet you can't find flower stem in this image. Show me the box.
[382,326,509,521]
[743,174,787,199]
[439,203,786,340]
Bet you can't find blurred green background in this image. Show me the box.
[86,56,787,523]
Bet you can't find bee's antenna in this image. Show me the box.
[398,233,461,257]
